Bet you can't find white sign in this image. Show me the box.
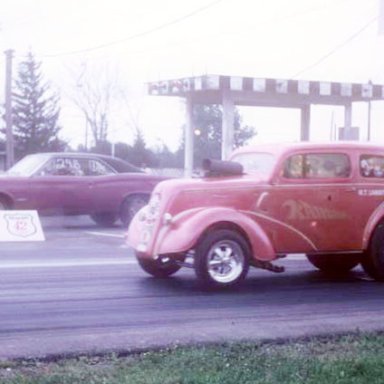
[0,211,45,242]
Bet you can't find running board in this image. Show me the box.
[174,254,285,273]
[253,260,285,273]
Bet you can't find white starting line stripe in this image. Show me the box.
[84,231,125,238]
[286,254,306,260]
[0,254,307,270]
[0,259,136,269]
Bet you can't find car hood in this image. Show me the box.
[153,173,268,197]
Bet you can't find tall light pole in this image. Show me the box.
[4,49,14,169]
[379,0,384,34]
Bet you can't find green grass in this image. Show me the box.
[2,332,384,383]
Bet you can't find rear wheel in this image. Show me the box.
[136,254,182,278]
[194,229,250,288]
[90,212,117,227]
[0,197,10,210]
[120,195,149,226]
[361,223,384,281]
[306,254,360,274]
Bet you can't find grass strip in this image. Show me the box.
[2,331,384,383]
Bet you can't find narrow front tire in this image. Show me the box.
[194,229,250,288]
[136,254,182,278]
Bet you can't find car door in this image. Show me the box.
[28,156,94,214]
[352,153,384,240]
[267,151,361,254]
[84,158,126,214]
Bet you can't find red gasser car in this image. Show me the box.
[127,142,384,288]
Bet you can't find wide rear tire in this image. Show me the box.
[307,254,360,274]
[361,223,384,281]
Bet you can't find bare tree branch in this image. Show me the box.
[68,62,119,146]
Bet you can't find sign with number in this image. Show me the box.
[0,211,45,242]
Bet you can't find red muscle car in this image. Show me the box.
[0,152,166,226]
[127,142,384,288]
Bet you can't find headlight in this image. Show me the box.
[138,193,161,248]
[163,212,173,225]
[148,193,161,217]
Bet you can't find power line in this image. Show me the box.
[291,15,378,79]
[40,0,224,58]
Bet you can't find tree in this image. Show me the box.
[126,130,157,168]
[69,62,120,148]
[154,143,182,168]
[11,52,67,159]
[177,104,256,167]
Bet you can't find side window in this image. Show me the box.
[360,155,384,178]
[39,158,84,176]
[283,153,350,179]
[86,159,115,176]
[283,155,304,178]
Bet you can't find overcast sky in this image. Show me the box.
[1,0,383,150]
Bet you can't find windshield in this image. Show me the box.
[231,152,276,176]
[6,154,49,176]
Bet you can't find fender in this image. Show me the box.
[154,206,276,261]
[362,201,384,249]
[126,205,147,249]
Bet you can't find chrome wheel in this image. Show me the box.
[207,240,245,284]
[194,229,250,288]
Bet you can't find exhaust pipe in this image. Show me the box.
[202,158,243,177]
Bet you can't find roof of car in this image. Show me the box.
[28,152,143,173]
[231,141,384,158]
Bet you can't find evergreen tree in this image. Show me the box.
[154,143,182,168]
[126,130,157,168]
[11,52,67,159]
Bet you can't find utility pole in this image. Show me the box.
[379,0,384,34]
[4,49,14,169]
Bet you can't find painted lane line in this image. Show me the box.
[286,254,306,260]
[84,231,125,238]
[0,254,306,269]
[0,259,136,269]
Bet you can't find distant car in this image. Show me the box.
[127,142,384,288]
[0,152,167,226]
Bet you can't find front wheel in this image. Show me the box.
[194,229,250,288]
[120,195,149,226]
[136,254,182,278]
[307,254,360,274]
[361,223,384,281]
